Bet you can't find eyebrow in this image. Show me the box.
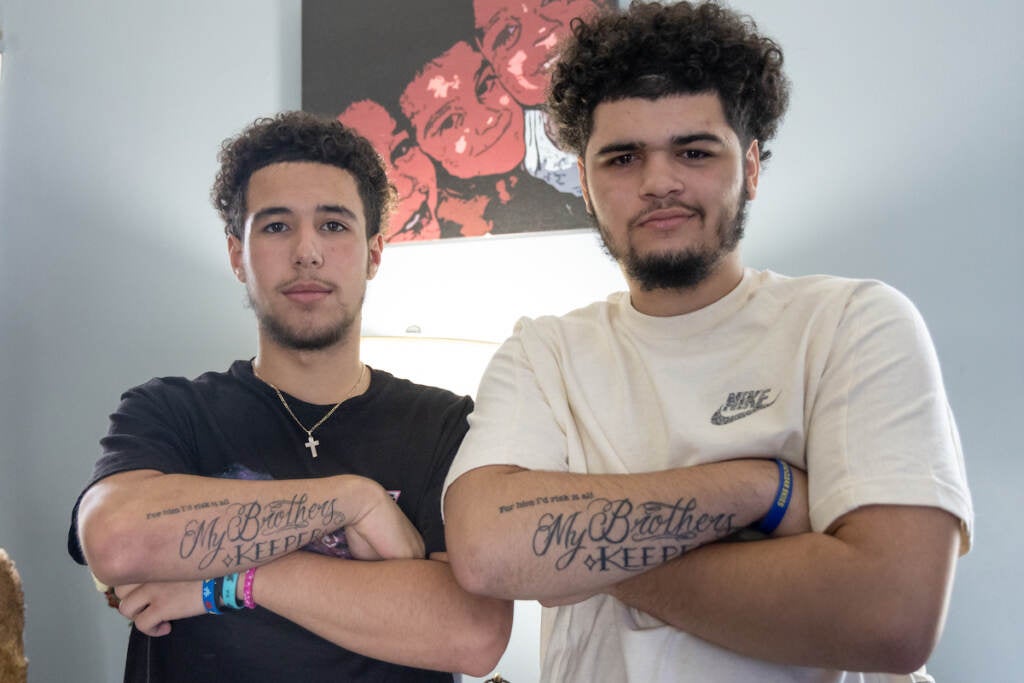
[251,204,360,223]
[594,133,726,156]
[251,206,292,223]
[476,9,506,38]
[317,204,360,221]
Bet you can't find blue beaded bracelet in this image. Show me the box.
[756,459,793,535]
[221,572,241,610]
[202,577,222,615]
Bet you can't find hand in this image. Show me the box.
[343,482,425,561]
[115,580,205,636]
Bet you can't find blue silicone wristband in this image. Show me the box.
[202,577,222,615]
[756,459,792,535]
[221,572,241,610]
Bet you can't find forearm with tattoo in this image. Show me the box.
[501,492,739,574]
[145,493,345,572]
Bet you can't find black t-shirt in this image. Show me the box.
[68,361,472,683]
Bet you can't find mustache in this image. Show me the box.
[628,200,705,229]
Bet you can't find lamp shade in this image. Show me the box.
[360,335,499,398]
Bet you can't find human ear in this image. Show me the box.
[227,234,246,282]
[744,139,761,200]
[366,233,384,280]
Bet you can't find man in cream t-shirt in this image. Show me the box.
[442,2,973,681]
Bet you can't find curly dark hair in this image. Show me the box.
[211,111,395,240]
[547,1,790,160]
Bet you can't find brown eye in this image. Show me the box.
[679,149,711,160]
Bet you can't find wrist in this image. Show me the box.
[753,459,793,535]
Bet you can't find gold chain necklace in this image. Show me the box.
[253,362,366,458]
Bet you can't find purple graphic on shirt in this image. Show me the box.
[219,464,400,559]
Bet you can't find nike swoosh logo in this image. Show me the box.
[710,395,779,425]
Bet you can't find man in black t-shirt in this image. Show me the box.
[68,111,512,682]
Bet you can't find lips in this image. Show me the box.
[281,281,333,303]
[634,207,700,229]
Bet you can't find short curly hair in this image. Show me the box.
[212,111,395,240]
[547,1,790,160]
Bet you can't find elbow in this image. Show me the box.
[825,505,960,674]
[445,528,510,599]
[452,598,514,677]
[868,567,953,674]
[77,490,149,585]
[853,599,945,675]
[444,514,509,599]
[868,617,942,674]
[444,466,532,599]
[448,549,491,598]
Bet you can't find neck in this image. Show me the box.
[252,337,365,405]
[627,252,744,317]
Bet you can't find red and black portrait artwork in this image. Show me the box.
[303,0,614,243]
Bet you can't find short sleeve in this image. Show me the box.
[415,395,473,555]
[68,382,198,563]
[443,319,570,503]
[806,283,973,551]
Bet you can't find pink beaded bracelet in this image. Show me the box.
[242,567,257,609]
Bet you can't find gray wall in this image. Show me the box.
[0,1,1019,681]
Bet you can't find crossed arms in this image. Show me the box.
[444,464,960,673]
[443,459,808,601]
[441,291,967,675]
[78,469,511,676]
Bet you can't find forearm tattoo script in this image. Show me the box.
[145,494,345,571]
[501,494,738,573]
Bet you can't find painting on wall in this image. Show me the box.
[302,0,614,243]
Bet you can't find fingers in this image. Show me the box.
[346,496,426,560]
[133,617,172,637]
[115,584,145,621]
[112,581,199,637]
[115,584,170,635]
[116,584,169,636]
[394,531,425,559]
[343,527,385,561]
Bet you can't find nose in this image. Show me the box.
[293,224,323,268]
[639,152,685,199]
